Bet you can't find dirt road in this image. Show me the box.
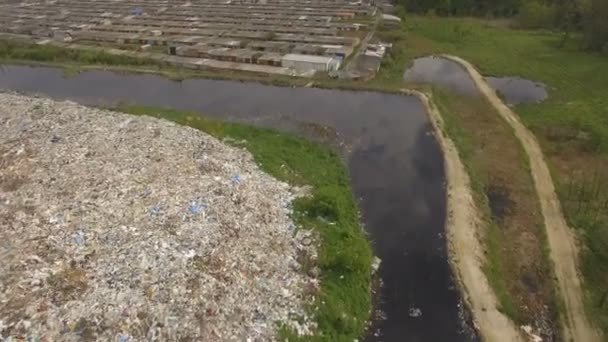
[404,89,525,342]
[442,55,601,342]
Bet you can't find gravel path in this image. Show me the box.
[442,55,601,342]
[0,93,317,341]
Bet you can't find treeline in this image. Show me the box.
[399,0,520,16]
[398,0,608,52]
[520,0,608,51]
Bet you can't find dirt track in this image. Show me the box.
[442,55,601,342]
[404,89,525,342]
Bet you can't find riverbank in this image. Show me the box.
[405,89,524,342]
[429,85,561,340]
[0,65,474,341]
[403,16,607,339]
[0,36,407,94]
[0,37,310,87]
[5,17,602,339]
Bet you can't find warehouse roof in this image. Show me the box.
[282,53,334,64]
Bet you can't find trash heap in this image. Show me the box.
[0,93,318,341]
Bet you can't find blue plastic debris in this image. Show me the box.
[187,198,206,214]
[117,333,130,342]
[149,203,162,216]
[73,231,85,246]
[229,174,241,184]
[130,7,143,16]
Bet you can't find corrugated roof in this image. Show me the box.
[282,53,334,64]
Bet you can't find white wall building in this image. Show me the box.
[281,54,341,72]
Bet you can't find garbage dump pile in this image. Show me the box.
[0,93,318,341]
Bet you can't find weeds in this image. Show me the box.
[406,16,608,335]
[0,40,153,66]
[432,88,560,336]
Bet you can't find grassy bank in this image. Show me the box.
[402,16,608,335]
[116,105,372,342]
[0,39,155,67]
[431,87,561,337]
[372,17,564,335]
[0,38,308,87]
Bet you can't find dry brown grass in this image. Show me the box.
[434,89,561,340]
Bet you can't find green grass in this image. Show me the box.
[432,89,520,320]
[116,105,373,342]
[0,39,155,66]
[405,15,608,335]
[0,38,309,87]
[406,16,608,152]
[370,23,410,88]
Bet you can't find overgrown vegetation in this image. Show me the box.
[430,88,560,336]
[396,0,608,52]
[370,22,409,87]
[405,15,608,336]
[116,105,373,342]
[0,38,309,88]
[0,39,155,66]
[397,0,520,16]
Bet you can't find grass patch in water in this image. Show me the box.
[116,104,373,342]
[404,16,608,335]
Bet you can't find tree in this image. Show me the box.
[584,0,608,51]
[518,1,557,28]
[553,0,584,47]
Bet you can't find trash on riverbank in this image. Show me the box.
[409,307,423,318]
[0,93,318,341]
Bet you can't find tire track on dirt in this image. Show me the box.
[442,55,601,342]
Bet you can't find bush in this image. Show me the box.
[517,1,557,29]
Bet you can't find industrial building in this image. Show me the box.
[281,54,341,72]
[0,0,377,75]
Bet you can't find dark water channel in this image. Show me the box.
[0,65,478,342]
[404,56,548,105]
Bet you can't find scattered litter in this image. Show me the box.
[73,230,85,246]
[409,307,423,318]
[371,256,382,273]
[521,325,543,342]
[0,93,318,341]
[149,203,162,216]
[187,197,206,214]
[117,333,130,342]
[141,188,151,197]
[230,174,241,184]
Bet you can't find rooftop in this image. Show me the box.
[282,53,335,64]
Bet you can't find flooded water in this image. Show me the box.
[404,56,548,106]
[0,65,477,342]
[403,56,479,96]
[485,76,548,105]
